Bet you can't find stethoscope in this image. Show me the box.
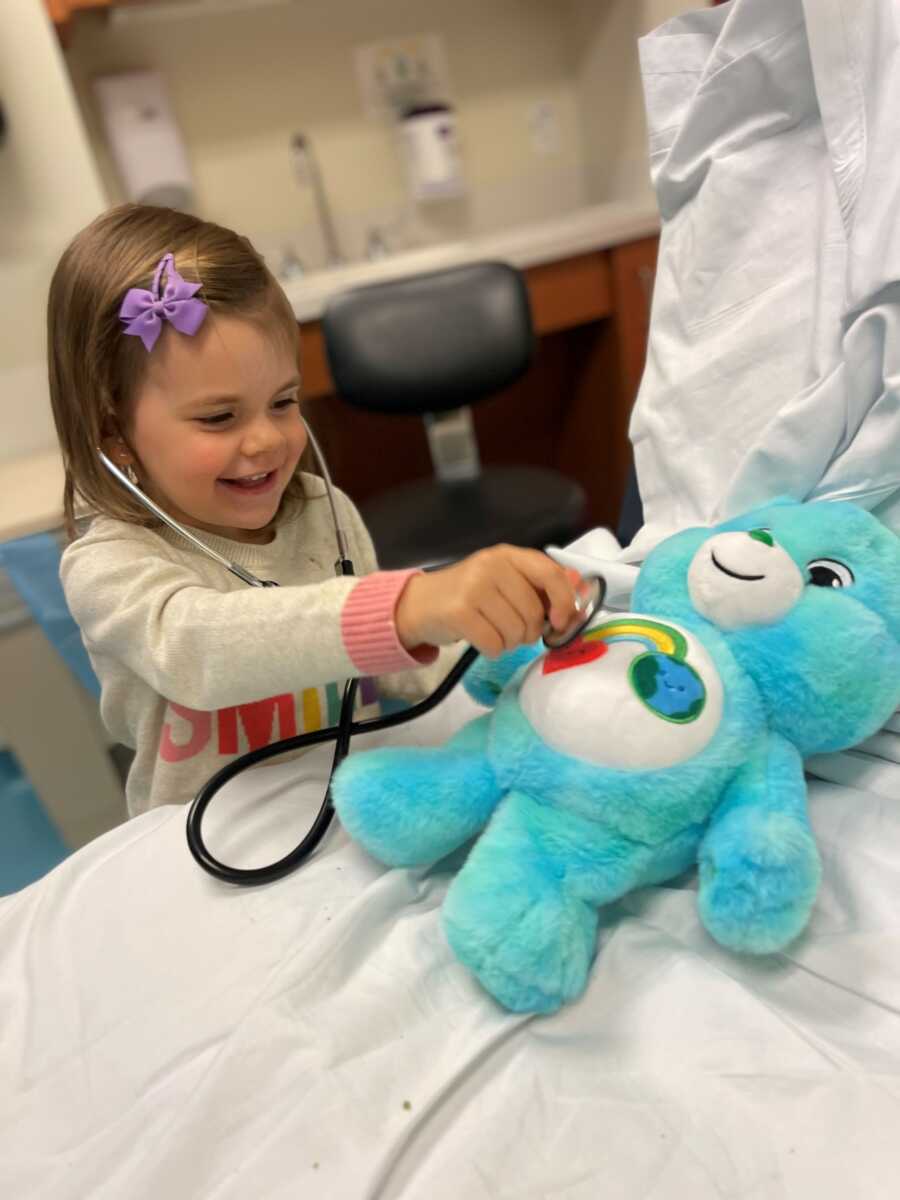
[98,421,605,887]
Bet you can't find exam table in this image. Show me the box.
[1,681,899,1199]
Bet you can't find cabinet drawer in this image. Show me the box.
[526,252,613,335]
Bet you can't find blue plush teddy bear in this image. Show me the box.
[333,501,900,1013]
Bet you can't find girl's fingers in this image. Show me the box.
[503,549,580,631]
[435,546,584,654]
[492,561,547,643]
[459,609,506,659]
[475,590,528,653]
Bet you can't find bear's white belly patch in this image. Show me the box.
[518,614,724,769]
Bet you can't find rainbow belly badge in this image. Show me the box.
[544,618,706,722]
[519,615,724,770]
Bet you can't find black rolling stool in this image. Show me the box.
[321,261,588,568]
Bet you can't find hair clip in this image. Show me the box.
[118,252,208,352]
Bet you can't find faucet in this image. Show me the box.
[365,227,390,260]
[290,133,344,268]
[276,244,305,281]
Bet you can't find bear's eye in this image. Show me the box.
[807,559,854,588]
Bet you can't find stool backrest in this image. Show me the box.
[322,260,534,415]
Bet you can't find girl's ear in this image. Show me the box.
[100,432,134,466]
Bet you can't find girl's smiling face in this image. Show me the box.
[121,312,307,543]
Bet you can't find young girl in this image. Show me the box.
[49,204,580,818]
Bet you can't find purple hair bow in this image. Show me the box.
[118,252,208,352]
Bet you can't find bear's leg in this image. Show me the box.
[332,714,503,867]
[443,792,651,1013]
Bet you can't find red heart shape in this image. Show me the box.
[542,636,608,675]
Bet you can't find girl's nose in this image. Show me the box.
[241,415,285,458]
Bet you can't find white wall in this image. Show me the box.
[65,0,590,268]
[567,0,699,204]
[0,0,108,463]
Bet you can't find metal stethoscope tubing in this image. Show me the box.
[97,419,354,584]
[97,421,603,888]
[98,423,478,885]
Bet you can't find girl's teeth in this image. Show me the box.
[222,471,273,488]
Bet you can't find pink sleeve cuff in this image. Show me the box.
[341,569,439,675]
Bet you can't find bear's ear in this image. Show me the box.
[735,495,801,514]
[715,495,803,534]
[763,495,801,508]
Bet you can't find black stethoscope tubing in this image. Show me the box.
[185,574,604,886]
[185,645,479,885]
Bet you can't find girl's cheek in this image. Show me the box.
[183,434,230,479]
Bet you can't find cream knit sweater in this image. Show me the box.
[61,474,450,816]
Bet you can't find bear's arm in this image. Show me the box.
[463,642,544,708]
[696,733,822,954]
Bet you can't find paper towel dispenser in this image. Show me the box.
[92,70,195,211]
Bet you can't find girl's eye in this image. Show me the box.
[194,397,298,426]
[807,559,854,588]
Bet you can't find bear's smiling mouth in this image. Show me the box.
[710,550,765,582]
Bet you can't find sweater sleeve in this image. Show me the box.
[334,488,457,701]
[61,523,426,713]
[336,488,439,671]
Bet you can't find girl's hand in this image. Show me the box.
[395,545,582,659]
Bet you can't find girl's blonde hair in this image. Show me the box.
[48,204,307,537]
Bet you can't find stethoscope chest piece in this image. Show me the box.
[542,575,606,649]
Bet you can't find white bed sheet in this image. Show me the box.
[2,686,899,1200]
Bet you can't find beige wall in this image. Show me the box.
[0,0,699,464]
[0,0,107,461]
[65,0,591,268]
[568,0,698,204]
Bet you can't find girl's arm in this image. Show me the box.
[61,524,432,713]
[339,496,459,704]
[340,495,576,707]
[64,487,577,715]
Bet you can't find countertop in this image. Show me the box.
[283,201,660,322]
[0,201,660,543]
[0,449,67,543]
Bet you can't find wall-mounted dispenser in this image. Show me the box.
[92,70,194,211]
[400,103,465,202]
[356,34,466,205]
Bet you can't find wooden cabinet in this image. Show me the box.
[301,236,658,531]
[45,0,112,41]
[556,236,657,530]
[45,0,111,25]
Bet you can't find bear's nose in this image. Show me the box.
[748,529,774,547]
